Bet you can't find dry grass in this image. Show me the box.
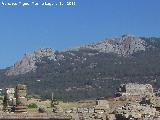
[27,98,51,107]
[27,98,96,112]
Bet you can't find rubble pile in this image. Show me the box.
[114,102,158,119]
[112,83,160,120]
[68,83,160,120]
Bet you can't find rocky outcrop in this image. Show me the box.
[78,35,146,56]
[6,48,56,76]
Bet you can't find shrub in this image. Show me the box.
[27,103,38,108]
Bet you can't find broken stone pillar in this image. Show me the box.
[3,88,16,111]
[15,84,27,112]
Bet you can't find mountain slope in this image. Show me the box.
[6,48,56,76]
[1,35,160,101]
[5,35,146,76]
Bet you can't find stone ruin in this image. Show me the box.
[3,88,16,111]
[94,99,110,113]
[116,83,153,97]
[15,84,27,112]
[2,83,160,120]
[3,84,27,112]
[114,102,158,120]
[111,83,160,120]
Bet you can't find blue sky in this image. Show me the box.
[0,0,160,68]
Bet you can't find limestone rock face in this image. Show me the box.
[6,48,56,76]
[79,35,146,56]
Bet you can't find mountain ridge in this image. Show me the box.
[6,35,147,76]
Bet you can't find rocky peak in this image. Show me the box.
[79,35,146,56]
[31,48,56,61]
[5,48,56,76]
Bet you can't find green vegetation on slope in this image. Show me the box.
[0,38,160,101]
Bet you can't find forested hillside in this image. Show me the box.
[1,36,160,101]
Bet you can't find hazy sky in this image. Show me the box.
[0,0,160,68]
